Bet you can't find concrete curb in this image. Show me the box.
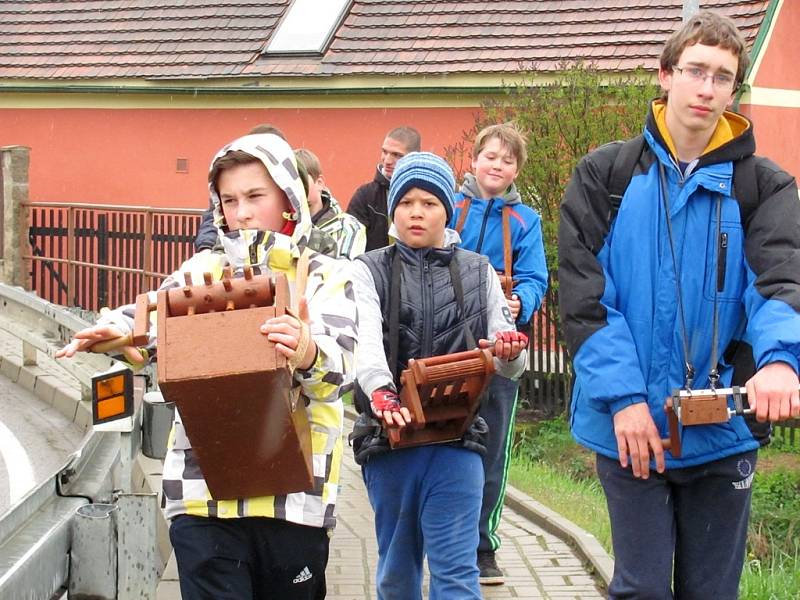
[343,405,613,587]
[504,484,613,586]
[0,350,91,433]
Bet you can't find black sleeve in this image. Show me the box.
[193,204,217,252]
[744,159,800,312]
[557,143,620,356]
[346,185,371,228]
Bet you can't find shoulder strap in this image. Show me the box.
[501,205,513,282]
[448,252,478,350]
[454,197,472,234]
[608,135,646,219]
[388,246,401,381]
[732,154,759,227]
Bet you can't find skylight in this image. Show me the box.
[266,0,350,55]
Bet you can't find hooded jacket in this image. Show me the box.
[347,166,392,251]
[559,101,800,468]
[451,174,548,326]
[312,190,367,259]
[98,133,357,528]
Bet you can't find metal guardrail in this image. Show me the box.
[0,283,153,599]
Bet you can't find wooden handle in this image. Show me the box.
[132,292,155,346]
[88,333,133,354]
[664,398,682,458]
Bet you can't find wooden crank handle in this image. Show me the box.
[663,398,682,458]
[415,349,487,368]
[87,332,134,354]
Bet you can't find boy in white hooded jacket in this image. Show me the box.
[58,133,358,600]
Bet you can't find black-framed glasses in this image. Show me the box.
[672,66,737,92]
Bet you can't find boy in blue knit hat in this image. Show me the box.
[350,151,529,599]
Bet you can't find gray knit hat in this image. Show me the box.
[387,152,456,222]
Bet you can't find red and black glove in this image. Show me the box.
[495,330,529,346]
[370,387,401,417]
[494,330,529,361]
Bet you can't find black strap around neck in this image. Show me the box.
[658,162,722,390]
[448,253,477,350]
[388,247,402,381]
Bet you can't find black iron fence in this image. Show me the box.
[27,202,202,311]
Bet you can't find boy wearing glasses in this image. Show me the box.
[559,11,800,599]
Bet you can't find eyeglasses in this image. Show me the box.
[672,66,737,91]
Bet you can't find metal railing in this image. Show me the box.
[26,201,202,311]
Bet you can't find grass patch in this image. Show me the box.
[508,460,611,551]
[740,549,800,600]
[507,414,800,599]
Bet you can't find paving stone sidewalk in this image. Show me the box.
[159,419,606,600]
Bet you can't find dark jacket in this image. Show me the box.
[559,102,800,468]
[347,166,391,251]
[350,240,492,463]
[358,242,489,383]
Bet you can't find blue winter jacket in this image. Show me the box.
[451,176,548,325]
[559,104,800,468]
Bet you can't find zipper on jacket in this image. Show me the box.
[717,232,728,292]
[475,198,495,253]
[422,257,433,355]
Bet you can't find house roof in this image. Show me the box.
[0,0,770,81]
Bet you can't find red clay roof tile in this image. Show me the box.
[0,1,770,81]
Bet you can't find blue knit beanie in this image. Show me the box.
[387,152,456,222]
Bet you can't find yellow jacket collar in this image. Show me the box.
[652,99,750,161]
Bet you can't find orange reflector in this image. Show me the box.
[96,395,126,420]
[92,366,134,425]
[96,375,126,400]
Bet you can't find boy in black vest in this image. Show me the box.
[351,152,528,599]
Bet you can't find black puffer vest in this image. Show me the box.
[358,241,489,384]
[351,241,490,464]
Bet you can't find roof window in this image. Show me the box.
[265,0,350,55]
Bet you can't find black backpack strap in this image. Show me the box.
[448,252,478,350]
[608,135,646,218]
[732,154,759,228]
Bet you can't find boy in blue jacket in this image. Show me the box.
[559,11,800,599]
[450,122,548,584]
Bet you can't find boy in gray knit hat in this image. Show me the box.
[350,151,529,599]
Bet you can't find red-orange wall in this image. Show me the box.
[739,103,800,178]
[735,2,800,180]
[0,106,480,210]
[752,2,800,90]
